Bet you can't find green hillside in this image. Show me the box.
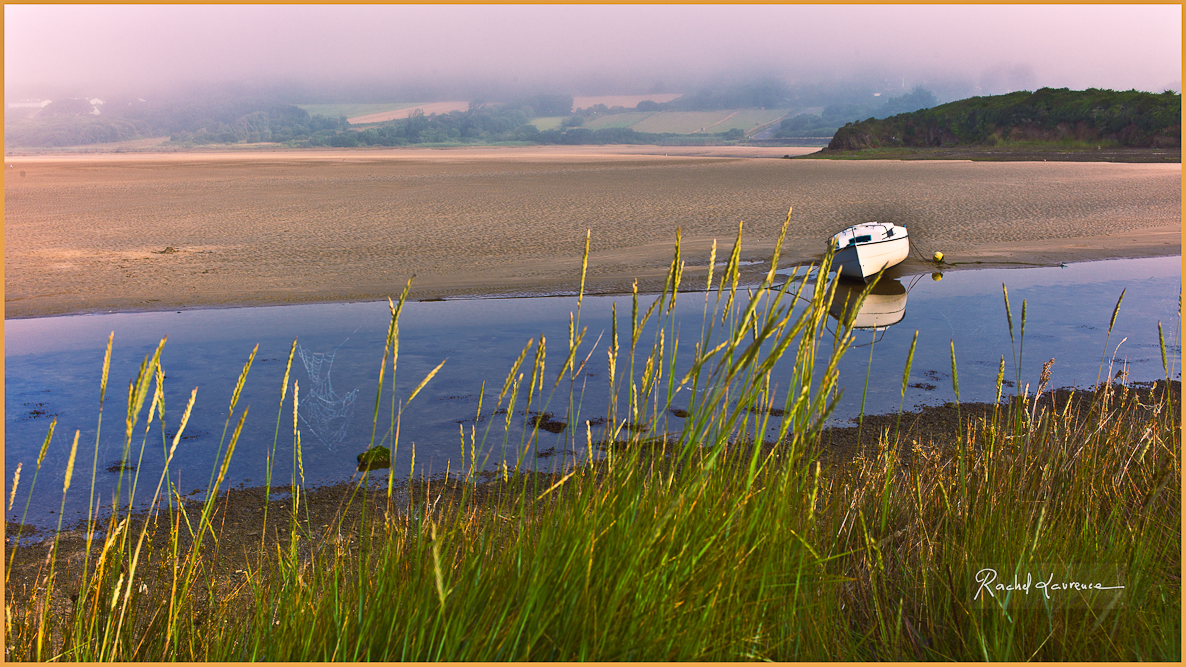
[827,88,1180,151]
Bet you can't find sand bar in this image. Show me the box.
[4,146,1180,319]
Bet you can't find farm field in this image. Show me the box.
[297,102,418,119]
[628,109,791,134]
[707,108,793,134]
[295,99,789,138]
[296,102,475,125]
[347,101,471,124]
[572,93,683,109]
[582,112,659,130]
[302,97,685,126]
[546,109,792,136]
[529,116,567,131]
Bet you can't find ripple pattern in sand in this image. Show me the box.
[4,155,1179,316]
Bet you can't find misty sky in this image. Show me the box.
[5,4,1181,99]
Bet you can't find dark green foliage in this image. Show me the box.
[356,446,391,471]
[830,88,1181,150]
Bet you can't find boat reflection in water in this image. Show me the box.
[828,277,908,330]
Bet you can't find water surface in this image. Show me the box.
[6,256,1180,529]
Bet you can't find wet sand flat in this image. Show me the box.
[4,146,1180,319]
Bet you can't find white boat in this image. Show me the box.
[829,222,909,280]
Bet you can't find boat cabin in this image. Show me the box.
[830,222,900,248]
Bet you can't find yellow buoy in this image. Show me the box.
[932,251,944,263]
[931,272,943,281]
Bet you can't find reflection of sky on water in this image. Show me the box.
[6,256,1180,529]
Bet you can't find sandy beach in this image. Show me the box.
[4,145,1180,319]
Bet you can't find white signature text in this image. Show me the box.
[974,568,1125,601]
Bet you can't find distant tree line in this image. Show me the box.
[4,114,155,147]
[4,94,348,147]
[828,88,1181,150]
[323,104,541,146]
[5,91,752,149]
[502,94,574,117]
[19,82,1169,152]
[321,105,738,147]
[173,108,346,144]
[5,78,938,148]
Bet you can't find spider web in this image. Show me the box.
[296,342,359,450]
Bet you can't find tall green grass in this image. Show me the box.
[5,219,1180,660]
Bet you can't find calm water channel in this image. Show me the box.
[6,256,1181,529]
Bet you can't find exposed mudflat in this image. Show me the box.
[4,146,1180,319]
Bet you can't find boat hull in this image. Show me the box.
[833,235,910,280]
